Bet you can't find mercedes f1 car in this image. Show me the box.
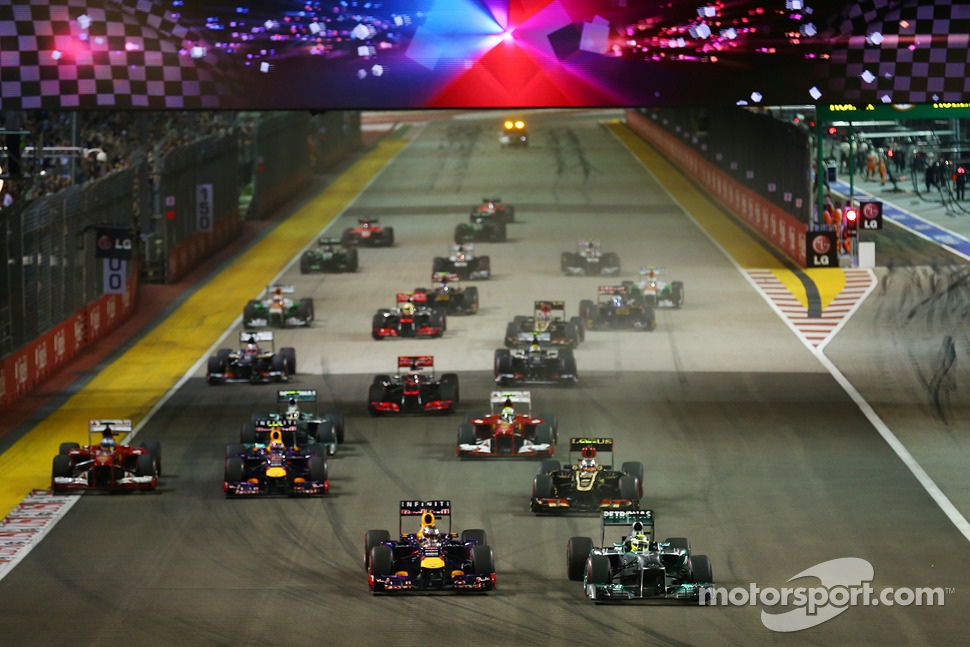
[341,216,394,247]
[579,285,656,331]
[224,425,328,497]
[432,244,490,280]
[531,437,643,514]
[470,197,515,223]
[455,210,507,244]
[629,266,685,309]
[51,420,161,493]
[415,273,479,316]
[372,293,446,340]
[504,300,584,349]
[243,389,344,455]
[494,337,577,386]
[243,284,314,328]
[206,331,296,384]
[456,391,557,458]
[566,509,714,603]
[500,119,529,147]
[369,355,459,415]
[366,500,496,593]
[300,237,359,273]
[561,240,621,276]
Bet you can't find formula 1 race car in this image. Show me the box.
[372,292,446,340]
[369,355,459,415]
[456,391,557,458]
[470,197,515,223]
[243,284,314,328]
[530,437,644,514]
[504,300,585,349]
[300,237,359,273]
[579,285,656,331]
[455,210,507,244]
[561,240,621,276]
[366,500,496,593]
[493,337,577,386]
[628,266,685,309]
[566,509,714,603]
[499,119,529,147]
[341,216,394,247]
[51,419,161,493]
[206,331,296,385]
[224,425,328,497]
[415,273,479,316]
[243,389,344,455]
[432,244,491,280]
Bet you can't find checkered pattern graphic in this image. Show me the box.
[821,0,970,104]
[0,0,235,110]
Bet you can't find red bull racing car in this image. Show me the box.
[224,424,328,497]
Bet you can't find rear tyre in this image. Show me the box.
[671,281,685,308]
[535,423,554,446]
[462,529,487,546]
[618,475,638,503]
[440,373,459,404]
[346,247,359,272]
[432,257,446,273]
[382,227,395,246]
[621,461,645,499]
[326,412,346,444]
[300,254,313,274]
[504,322,520,348]
[240,422,257,445]
[493,348,513,377]
[464,286,479,314]
[538,459,560,474]
[478,255,491,278]
[224,457,245,492]
[59,442,80,455]
[280,348,297,374]
[569,316,586,342]
[140,441,162,476]
[567,537,594,581]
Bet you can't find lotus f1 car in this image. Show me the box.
[504,300,584,349]
[369,355,459,416]
[243,284,314,328]
[432,244,490,280]
[206,331,296,384]
[51,420,161,493]
[456,391,557,458]
[300,237,359,273]
[244,389,344,455]
[366,500,496,593]
[630,267,685,309]
[579,285,656,331]
[341,216,394,247]
[531,437,643,514]
[372,292,446,340]
[566,509,714,603]
[561,240,621,276]
[415,273,479,316]
[494,336,577,386]
[224,425,328,496]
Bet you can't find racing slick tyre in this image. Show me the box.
[621,461,645,499]
[535,423,554,447]
[504,322,521,348]
[560,252,574,274]
[432,257,446,273]
[618,475,639,504]
[316,422,337,452]
[633,307,656,332]
[340,228,355,246]
[476,256,492,279]
[665,537,691,552]
[59,442,80,455]
[307,454,328,487]
[565,322,581,347]
[371,313,386,340]
[463,286,479,314]
[493,222,507,242]
[298,298,314,321]
[569,316,586,342]
[369,545,394,592]
[326,412,346,444]
[586,555,612,586]
[532,473,554,500]
[368,383,386,416]
[537,412,559,438]
[225,444,246,457]
[463,412,485,423]
[52,454,72,482]
[372,374,390,386]
[300,253,313,274]
[135,453,156,478]
[567,537,594,582]
[206,355,224,383]
[439,382,458,414]
[346,247,359,272]
[216,348,232,362]
[240,423,258,445]
[224,457,245,488]
[494,349,514,376]
[440,373,460,404]
[280,347,297,375]
[461,529,488,546]
[141,441,163,476]
[365,530,391,570]
[431,311,447,336]
[457,422,476,447]
[471,545,496,580]
[601,252,621,275]
[538,459,560,475]
[691,555,714,586]
[243,300,260,323]
[671,281,685,308]
[381,226,395,247]
[271,353,287,377]
[578,299,595,321]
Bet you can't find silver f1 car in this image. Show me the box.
[432,244,491,280]
[566,509,714,603]
[206,331,296,384]
[561,240,621,276]
[243,389,344,456]
[494,336,577,386]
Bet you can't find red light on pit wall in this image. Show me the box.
[844,208,858,231]
[165,210,176,220]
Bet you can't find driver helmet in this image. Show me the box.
[401,302,416,316]
[268,439,285,452]
[538,304,552,322]
[100,431,116,453]
[579,446,597,471]
[612,296,623,308]
[647,266,657,279]
[286,399,300,420]
[629,533,650,553]
[528,342,542,357]
[500,406,516,424]
[245,342,259,356]
[422,525,441,544]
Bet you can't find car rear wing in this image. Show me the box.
[397,291,428,304]
[569,437,614,467]
[639,266,667,277]
[398,355,434,370]
[265,284,295,296]
[533,300,566,318]
[277,389,317,403]
[597,285,629,295]
[399,499,452,536]
[451,243,474,253]
[317,237,342,246]
[240,330,274,344]
[88,419,133,445]
[432,271,462,283]
[600,509,655,546]
[490,390,532,414]
[358,217,379,225]
[577,239,601,249]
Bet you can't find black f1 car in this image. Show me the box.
[369,355,459,415]
[456,391,557,458]
[372,292,446,340]
[366,500,496,593]
[206,331,296,385]
[300,237,359,273]
[243,284,314,328]
[561,240,621,276]
[504,300,584,349]
[566,509,714,603]
[51,420,161,493]
[415,273,479,316]
[531,437,644,514]
[341,217,394,247]
[243,389,344,455]
[432,244,491,280]
[494,337,577,386]
[579,285,656,331]
[224,425,328,496]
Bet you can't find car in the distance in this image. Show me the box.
[206,331,296,384]
[243,284,314,328]
[341,216,394,247]
[300,237,359,273]
[561,239,621,276]
[368,355,459,415]
[432,244,490,280]
[456,390,557,458]
[504,300,584,349]
[372,293,447,340]
[579,284,656,331]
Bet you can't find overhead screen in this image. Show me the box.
[1,0,968,110]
